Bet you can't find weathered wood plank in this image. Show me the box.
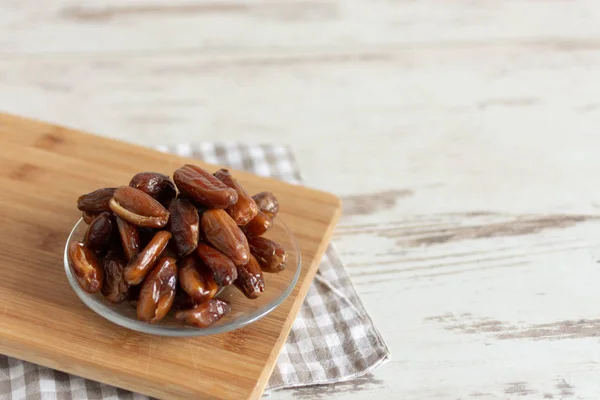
[3,0,600,398]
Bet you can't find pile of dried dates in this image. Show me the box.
[69,164,287,328]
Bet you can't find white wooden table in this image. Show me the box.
[2,1,600,398]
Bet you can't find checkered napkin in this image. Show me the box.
[0,143,390,399]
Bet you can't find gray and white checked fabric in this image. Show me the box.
[0,143,390,399]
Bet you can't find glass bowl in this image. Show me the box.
[64,217,301,336]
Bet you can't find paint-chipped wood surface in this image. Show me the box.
[1,1,600,398]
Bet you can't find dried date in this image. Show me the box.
[214,169,258,225]
[252,192,279,216]
[242,211,273,237]
[102,249,130,303]
[123,230,171,285]
[167,198,199,258]
[234,254,264,299]
[77,188,116,213]
[196,242,237,286]
[68,241,104,294]
[173,164,238,209]
[129,172,177,206]
[175,298,231,328]
[248,236,288,273]
[178,255,218,303]
[109,186,170,228]
[83,211,113,255]
[201,209,250,267]
[115,216,140,261]
[137,256,177,323]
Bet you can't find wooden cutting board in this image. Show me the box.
[0,113,341,399]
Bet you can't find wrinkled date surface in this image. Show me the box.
[214,169,258,226]
[168,198,199,258]
[137,256,177,323]
[178,255,218,303]
[252,192,279,216]
[175,298,231,328]
[116,216,140,261]
[235,254,265,299]
[110,186,170,228]
[129,172,177,206]
[82,211,99,225]
[73,163,288,328]
[83,212,113,255]
[77,188,116,213]
[68,241,104,294]
[196,242,237,286]
[248,236,288,273]
[102,249,130,303]
[202,209,250,267]
[124,230,171,285]
[174,164,238,209]
[242,211,273,237]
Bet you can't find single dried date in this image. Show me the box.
[129,172,177,206]
[173,164,238,209]
[123,230,171,285]
[109,186,170,228]
[102,249,130,303]
[68,241,104,294]
[178,255,218,303]
[83,211,113,255]
[201,209,250,267]
[196,242,237,286]
[175,298,231,328]
[77,188,116,213]
[248,236,288,273]
[242,211,273,237]
[167,198,199,258]
[214,169,258,225]
[252,192,279,216]
[235,254,264,299]
[115,216,140,261]
[137,256,177,323]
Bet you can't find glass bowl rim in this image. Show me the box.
[64,217,302,337]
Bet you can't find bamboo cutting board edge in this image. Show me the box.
[0,112,342,400]
[249,204,341,399]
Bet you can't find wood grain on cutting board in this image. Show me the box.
[0,113,342,400]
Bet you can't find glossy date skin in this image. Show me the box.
[137,256,177,323]
[252,192,279,216]
[235,254,264,299]
[83,212,113,255]
[129,172,177,206]
[68,241,104,294]
[173,164,238,209]
[248,236,288,273]
[178,255,218,303]
[123,230,171,285]
[102,249,130,303]
[214,169,258,226]
[109,186,170,228]
[175,298,231,328]
[116,216,140,261]
[167,198,199,258]
[201,209,250,267]
[196,242,237,286]
[242,211,273,237]
[77,188,117,213]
